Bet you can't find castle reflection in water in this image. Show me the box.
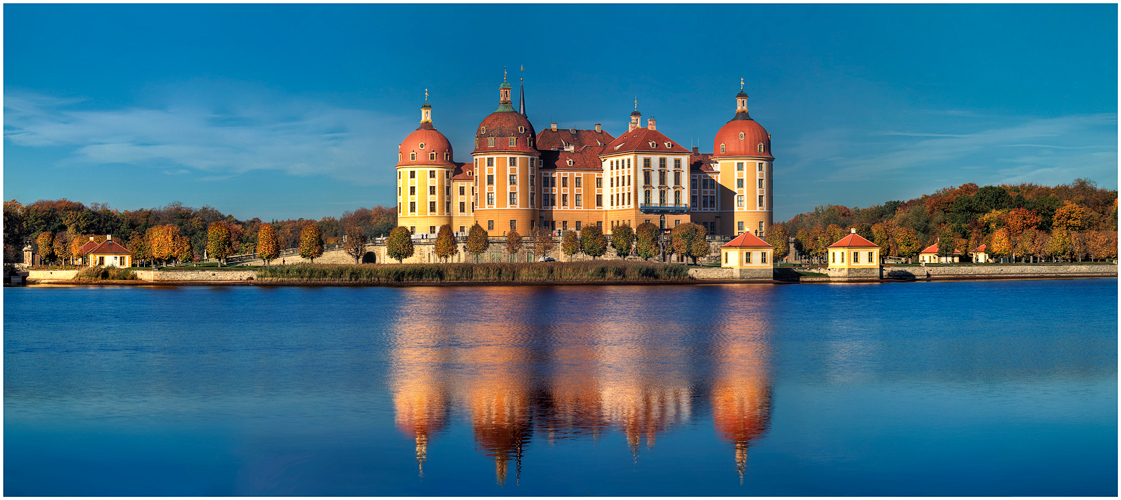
[389,287,773,485]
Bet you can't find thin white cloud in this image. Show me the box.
[4,84,410,185]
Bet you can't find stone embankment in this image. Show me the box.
[883,264,1116,280]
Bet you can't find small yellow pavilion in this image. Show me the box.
[827,229,880,268]
[919,243,960,263]
[721,231,774,269]
[970,244,990,263]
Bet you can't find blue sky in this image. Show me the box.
[4,4,1117,221]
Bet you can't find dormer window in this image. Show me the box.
[720,143,726,154]
[664,141,672,148]
[758,143,764,153]
[419,142,426,149]
[429,152,436,161]
[410,152,417,161]
[566,159,574,167]
[649,141,657,148]
[509,137,516,147]
[488,137,495,147]
[444,152,450,161]
[480,127,486,134]
[739,132,745,140]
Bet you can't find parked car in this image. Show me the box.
[538,256,556,262]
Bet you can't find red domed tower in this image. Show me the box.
[712,82,774,237]
[396,93,456,235]
[471,73,540,236]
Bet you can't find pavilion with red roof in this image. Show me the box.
[827,229,880,269]
[919,242,961,264]
[720,231,774,269]
[86,236,132,268]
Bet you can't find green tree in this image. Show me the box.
[937,227,956,258]
[53,231,72,266]
[343,225,369,264]
[671,222,708,264]
[465,223,489,263]
[635,222,659,260]
[299,223,325,263]
[581,225,608,259]
[207,221,233,266]
[506,229,523,261]
[386,226,414,263]
[256,223,280,265]
[36,231,55,265]
[127,231,149,267]
[612,224,635,259]
[893,226,921,262]
[434,224,458,262]
[1047,229,1072,261]
[561,230,581,258]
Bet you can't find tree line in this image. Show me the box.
[4,199,396,265]
[771,179,1118,263]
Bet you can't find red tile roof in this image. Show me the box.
[920,243,962,255]
[473,111,537,155]
[451,162,474,180]
[88,240,131,255]
[972,244,987,253]
[722,231,773,248]
[539,145,606,171]
[537,127,615,151]
[397,125,456,168]
[689,148,716,172]
[602,127,690,155]
[828,232,879,248]
[77,239,100,255]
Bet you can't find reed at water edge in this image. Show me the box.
[255,261,691,283]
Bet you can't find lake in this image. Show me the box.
[4,279,1117,496]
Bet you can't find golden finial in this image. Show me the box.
[740,77,744,91]
[424,88,428,102]
[504,66,507,82]
[634,97,638,110]
[520,65,524,83]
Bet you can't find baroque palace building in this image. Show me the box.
[395,77,774,238]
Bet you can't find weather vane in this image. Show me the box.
[520,65,524,82]
[634,97,638,110]
[741,77,744,91]
[425,88,428,102]
[504,66,507,81]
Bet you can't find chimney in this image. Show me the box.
[648,117,656,130]
[851,228,856,234]
[89,236,95,241]
[594,123,601,133]
[107,235,112,241]
[550,122,557,131]
[692,146,699,154]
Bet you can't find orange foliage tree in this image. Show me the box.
[1052,202,1088,232]
[1004,208,1041,236]
[434,224,458,262]
[36,232,54,264]
[299,223,324,263]
[256,223,280,265]
[505,229,523,262]
[207,222,233,266]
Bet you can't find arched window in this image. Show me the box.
[410,152,416,161]
[429,152,436,161]
[720,143,726,154]
[758,143,764,153]
[444,152,450,161]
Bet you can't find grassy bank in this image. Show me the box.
[256,261,691,283]
[74,267,138,281]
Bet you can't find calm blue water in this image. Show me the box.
[4,279,1117,496]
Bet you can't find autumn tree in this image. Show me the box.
[893,226,921,263]
[386,226,414,263]
[175,235,194,265]
[870,221,893,262]
[532,227,555,260]
[343,225,369,264]
[36,232,54,265]
[207,222,233,266]
[257,223,280,265]
[299,223,325,263]
[612,224,635,259]
[1046,229,1072,261]
[1016,229,1040,263]
[671,223,709,264]
[581,224,608,260]
[989,228,1013,262]
[562,230,581,258]
[1088,231,1118,261]
[765,223,790,261]
[148,225,181,265]
[1053,202,1088,232]
[465,223,489,263]
[53,231,72,266]
[635,222,659,260]
[1004,208,1041,237]
[506,229,523,262]
[128,231,149,267]
[936,227,956,258]
[434,224,458,262]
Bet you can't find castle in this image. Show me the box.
[395,76,774,238]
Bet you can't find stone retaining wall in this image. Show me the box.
[688,267,772,281]
[27,270,80,282]
[884,264,1116,280]
[133,270,258,282]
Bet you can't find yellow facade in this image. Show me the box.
[397,165,454,235]
[720,247,773,269]
[598,150,692,233]
[716,158,772,237]
[828,247,880,268]
[471,154,540,236]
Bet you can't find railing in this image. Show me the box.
[638,204,689,214]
